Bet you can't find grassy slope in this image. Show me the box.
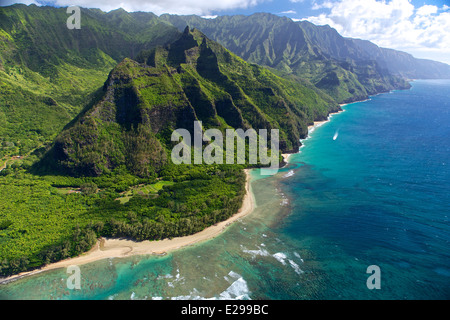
[0,4,179,158]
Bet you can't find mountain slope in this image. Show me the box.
[347,38,450,80]
[0,28,341,276]
[0,4,180,158]
[159,13,450,103]
[2,6,449,160]
[40,27,339,177]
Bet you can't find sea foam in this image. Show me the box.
[283,170,295,178]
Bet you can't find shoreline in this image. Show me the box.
[0,99,367,285]
[0,169,255,285]
[282,109,345,164]
[308,109,345,131]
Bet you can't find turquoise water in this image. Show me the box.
[1,80,449,299]
[281,79,450,299]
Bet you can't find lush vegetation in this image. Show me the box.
[159,13,415,103]
[0,25,299,277]
[37,27,339,179]
[1,5,435,278]
[0,163,246,276]
[0,9,338,277]
[0,4,180,158]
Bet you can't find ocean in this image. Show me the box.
[1,79,449,300]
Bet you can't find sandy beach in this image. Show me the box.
[0,170,255,284]
[308,110,344,131]
[281,153,291,164]
[1,109,345,285]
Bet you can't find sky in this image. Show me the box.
[1,0,449,64]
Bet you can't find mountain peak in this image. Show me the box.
[39,30,338,176]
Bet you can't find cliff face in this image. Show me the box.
[347,38,450,80]
[44,28,339,177]
[0,5,181,157]
[159,13,450,102]
[2,6,447,160]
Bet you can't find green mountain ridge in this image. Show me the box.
[1,6,447,159]
[0,4,180,158]
[1,5,447,278]
[39,26,339,177]
[158,12,450,101]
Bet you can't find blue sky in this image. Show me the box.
[1,0,450,64]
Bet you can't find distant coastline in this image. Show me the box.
[281,84,415,165]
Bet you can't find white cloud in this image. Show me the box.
[18,0,263,15]
[0,0,39,5]
[416,5,437,16]
[280,10,296,14]
[312,1,333,10]
[305,0,450,64]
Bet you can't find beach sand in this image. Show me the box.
[1,170,255,284]
[308,110,344,131]
[1,109,346,284]
[281,153,291,163]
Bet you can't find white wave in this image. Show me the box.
[167,268,185,288]
[219,277,250,300]
[273,252,288,265]
[288,259,304,275]
[157,273,173,280]
[273,252,305,275]
[168,272,251,300]
[228,270,241,279]
[279,190,289,206]
[283,170,295,178]
[242,246,270,258]
[308,121,327,136]
[293,252,304,263]
[170,288,204,300]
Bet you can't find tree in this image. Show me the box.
[80,182,98,195]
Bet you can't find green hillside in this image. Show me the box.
[38,26,338,177]
[0,24,337,277]
[159,13,414,103]
[0,4,180,158]
[2,5,440,278]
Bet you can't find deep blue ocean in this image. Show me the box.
[280,79,450,299]
[1,79,449,300]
